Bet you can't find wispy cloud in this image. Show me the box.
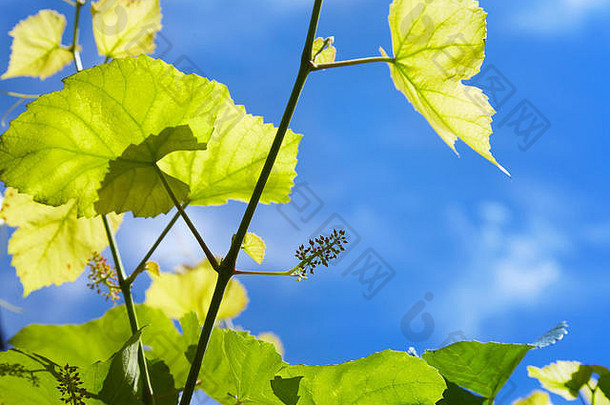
[438,200,568,335]
[509,0,610,35]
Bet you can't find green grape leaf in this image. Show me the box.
[0,56,222,217]
[422,341,533,399]
[95,125,206,217]
[2,10,73,80]
[145,260,248,322]
[0,188,122,296]
[242,232,266,264]
[0,350,65,404]
[384,0,508,175]
[277,350,446,405]
[91,0,162,58]
[200,329,287,404]
[0,55,300,217]
[10,306,173,367]
[83,331,142,405]
[511,390,553,405]
[0,332,144,405]
[159,108,301,207]
[437,381,485,405]
[312,37,336,64]
[10,305,186,397]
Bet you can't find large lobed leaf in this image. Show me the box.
[385,0,508,174]
[0,56,301,218]
[0,188,121,295]
[2,9,73,80]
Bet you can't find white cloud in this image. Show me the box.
[439,200,567,335]
[510,0,610,35]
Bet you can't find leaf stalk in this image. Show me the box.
[311,56,395,71]
[154,164,220,271]
[102,215,155,405]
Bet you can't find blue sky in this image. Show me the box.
[0,0,609,403]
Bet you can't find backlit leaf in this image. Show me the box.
[422,341,532,399]
[91,0,162,58]
[312,37,336,64]
[2,10,73,80]
[10,305,183,399]
[0,56,300,217]
[242,232,266,264]
[200,329,287,404]
[159,108,301,207]
[0,188,122,295]
[95,125,206,217]
[528,361,588,400]
[0,349,65,404]
[0,332,145,405]
[0,56,223,217]
[276,350,446,405]
[145,260,248,322]
[384,0,508,175]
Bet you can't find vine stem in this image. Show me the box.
[70,0,83,72]
[102,216,155,405]
[0,90,39,99]
[178,1,325,404]
[311,56,395,71]
[154,164,220,271]
[66,1,154,403]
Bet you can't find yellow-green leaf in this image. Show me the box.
[145,261,160,277]
[0,188,122,296]
[312,37,336,65]
[91,0,162,58]
[512,391,553,405]
[159,108,301,207]
[242,232,266,264]
[385,0,508,175]
[145,260,248,321]
[2,10,73,80]
[528,361,583,400]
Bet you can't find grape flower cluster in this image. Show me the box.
[86,252,120,303]
[56,364,90,405]
[294,229,348,279]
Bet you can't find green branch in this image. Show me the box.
[102,216,155,405]
[154,164,220,271]
[178,1,325,404]
[311,56,395,71]
[125,208,183,286]
[70,0,84,72]
[0,90,39,99]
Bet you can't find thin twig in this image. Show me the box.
[311,56,395,71]
[154,164,220,271]
[125,207,184,286]
[0,90,39,99]
[102,216,155,405]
